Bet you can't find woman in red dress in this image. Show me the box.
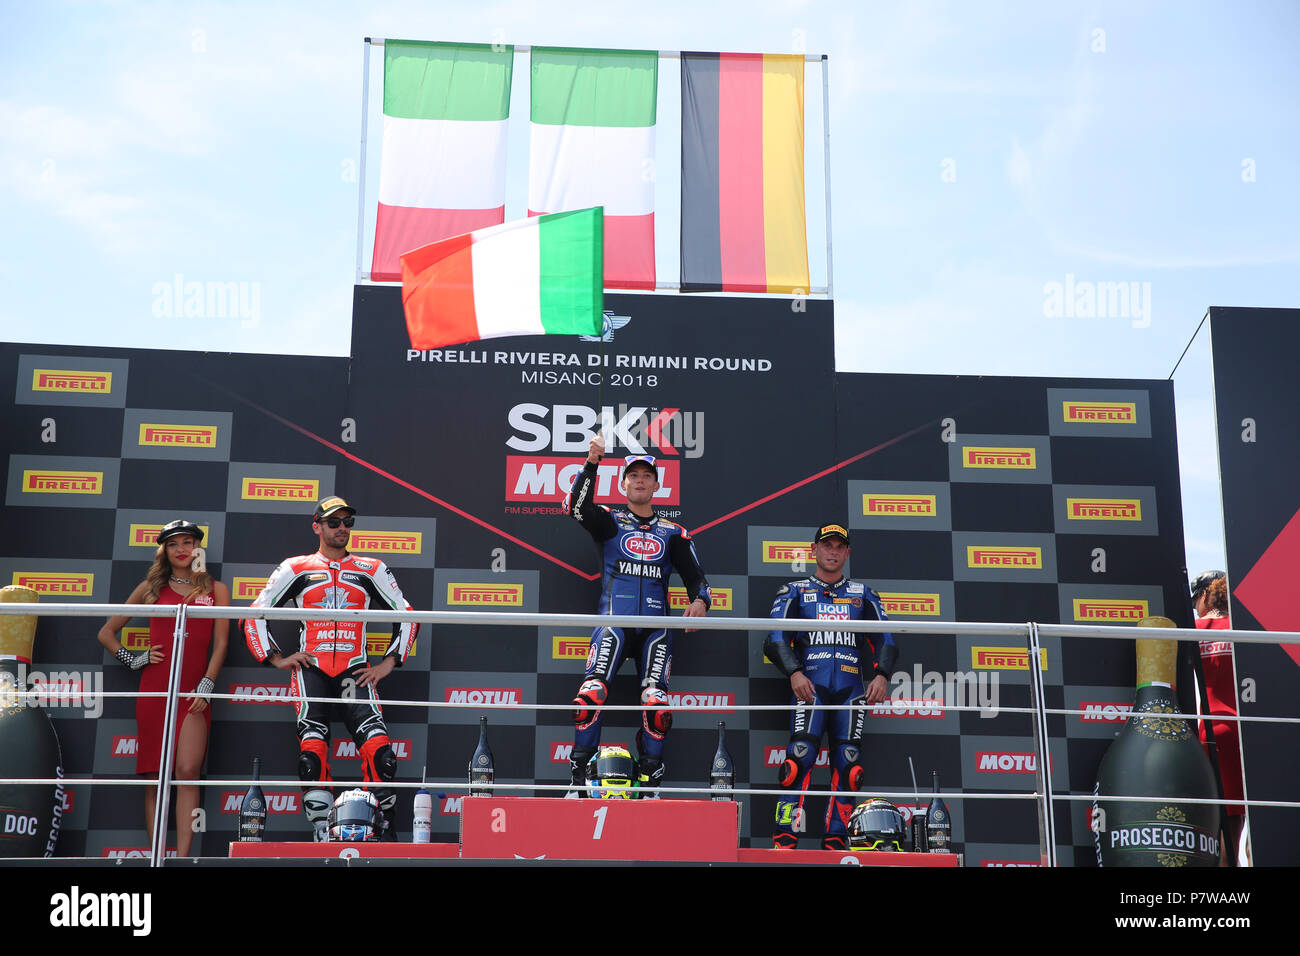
[98,519,229,857]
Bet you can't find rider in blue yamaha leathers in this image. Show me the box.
[563,432,711,796]
[765,523,897,850]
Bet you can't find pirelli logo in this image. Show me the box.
[1067,497,1141,521]
[12,572,94,596]
[972,646,1048,670]
[232,577,265,602]
[1073,599,1149,622]
[365,632,417,656]
[1063,401,1138,424]
[240,477,319,501]
[350,530,422,554]
[862,493,937,517]
[552,636,589,660]
[669,587,732,611]
[138,423,218,448]
[962,446,1037,470]
[129,523,211,548]
[447,583,524,606]
[763,541,815,563]
[121,627,150,652]
[879,592,942,617]
[967,546,1043,569]
[32,369,112,393]
[22,469,103,495]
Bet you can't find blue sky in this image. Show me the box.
[3,0,1297,580]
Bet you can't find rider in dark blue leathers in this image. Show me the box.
[563,434,710,796]
[765,523,897,850]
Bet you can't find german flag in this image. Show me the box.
[680,52,809,294]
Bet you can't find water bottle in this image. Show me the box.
[412,787,432,843]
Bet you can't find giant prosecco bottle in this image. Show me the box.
[1093,617,1220,867]
[0,586,65,858]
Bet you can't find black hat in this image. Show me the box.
[813,523,850,546]
[1191,570,1226,600]
[314,496,356,520]
[157,519,204,545]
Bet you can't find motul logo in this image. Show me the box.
[862,493,937,516]
[868,698,946,718]
[441,796,463,816]
[112,735,138,756]
[21,470,103,494]
[104,847,176,858]
[240,477,319,500]
[972,647,1048,670]
[551,741,629,763]
[669,587,732,611]
[446,688,522,706]
[505,455,680,505]
[334,739,412,760]
[130,523,211,547]
[33,369,112,393]
[447,584,523,606]
[1063,401,1137,424]
[976,751,1051,773]
[1080,701,1133,722]
[967,546,1042,569]
[764,746,831,767]
[220,791,300,814]
[982,860,1041,867]
[351,531,422,553]
[1067,498,1141,521]
[138,423,218,447]
[763,541,814,563]
[1073,599,1148,621]
[366,632,417,656]
[232,577,265,601]
[229,683,292,704]
[962,446,1036,469]
[879,592,941,616]
[666,692,734,712]
[12,572,93,595]
[552,636,589,659]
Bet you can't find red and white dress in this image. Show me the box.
[135,585,214,775]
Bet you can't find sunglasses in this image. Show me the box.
[320,516,355,528]
[624,455,656,467]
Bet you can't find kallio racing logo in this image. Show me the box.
[620,532,665,561]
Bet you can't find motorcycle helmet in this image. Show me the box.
[585,745,638,799]
[327,788,381,841]
[847,798,906,851]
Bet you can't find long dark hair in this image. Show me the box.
[142,543,213,604]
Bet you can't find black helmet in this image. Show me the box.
[847,798,906,851]
[585,745,638,799]
[1190,570,1226,601]
[157,519,204,545]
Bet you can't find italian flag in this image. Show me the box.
[529,48,657,290]
[400,207,603,350]
[371,41,514,281]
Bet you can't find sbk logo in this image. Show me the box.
[620,533,664,561]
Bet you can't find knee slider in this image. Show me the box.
[838,740,865,792]
[572,678,608,730]
[298,738,331,782]
[361,736,397,783]
[640,686,671,738]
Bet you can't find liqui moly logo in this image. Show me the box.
[976,751,1051,773]
[1067,498,1141,521]
[129,523,210,548]
[220,791,300,814]
[868,697,946,718]
[763,541,815,563]
[962,446,1037,469]
[666,692,734,712]
[350,530,422,554]
[334,739,412,760]
[232,578,265,602]
[22,470,103,494]
[32,369,112,393]
[112,735,139,757]
[229,683,293,704]
[1079,701,1133,723]
[552,636,589,660]
[446,584,524,606]
[669,587,731,611]
[967,546,1043,569]
[12,572,93,596]
[971,647,1048,670]
[137,423,218,447]
[764,746,831,767]
[240,477,318,501]
[1062,401,1137,424]
[506,456,680,505]
[1073,599,1149,622]
[445,688,523,706]
[862,493,937,517]
[879,592,941,616]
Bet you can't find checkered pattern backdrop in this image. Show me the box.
[1,290,1189,863]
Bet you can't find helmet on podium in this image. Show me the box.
[327,788,381,841]
[585,745,637,799]
[847,798,905,851]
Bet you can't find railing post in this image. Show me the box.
[1026,621,1057,866]
[150,602,188,867]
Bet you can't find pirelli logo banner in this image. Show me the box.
[122,409,232,460]
[850,481,951,531]
[1057,584,1164,627]
[1053,485,1158,536]
[111,510,225,563]
[879,591,942,617]
[11,571,95,597]
[366,631,418,657]
[551,635,589,660]
[948,434,1051,485]
[669,586,732,612]
[16,354,129,407]
[6,455,121,509]
[952,533,1056,582]
[971,646,1049,671]
[433,569,539,614]
[446,583,523,606]
[1047,387,1151,438]
[120,627,151,652]
[762,541,815,564]
[346,518,437,568]
[226,462,335,515]
[0,559,112,602]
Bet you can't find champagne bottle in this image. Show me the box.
[1093,617,1221,867]
[239,757,266,842]
[412,787,432,844]
[0,586,65,858]
[926,771,952,853]
[468,716,494,797]
[709,721,734,800]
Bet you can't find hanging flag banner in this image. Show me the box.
[528,47,657,291]
[680,52,809,294]
[371,40,515,281]
[400,207,603,350]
